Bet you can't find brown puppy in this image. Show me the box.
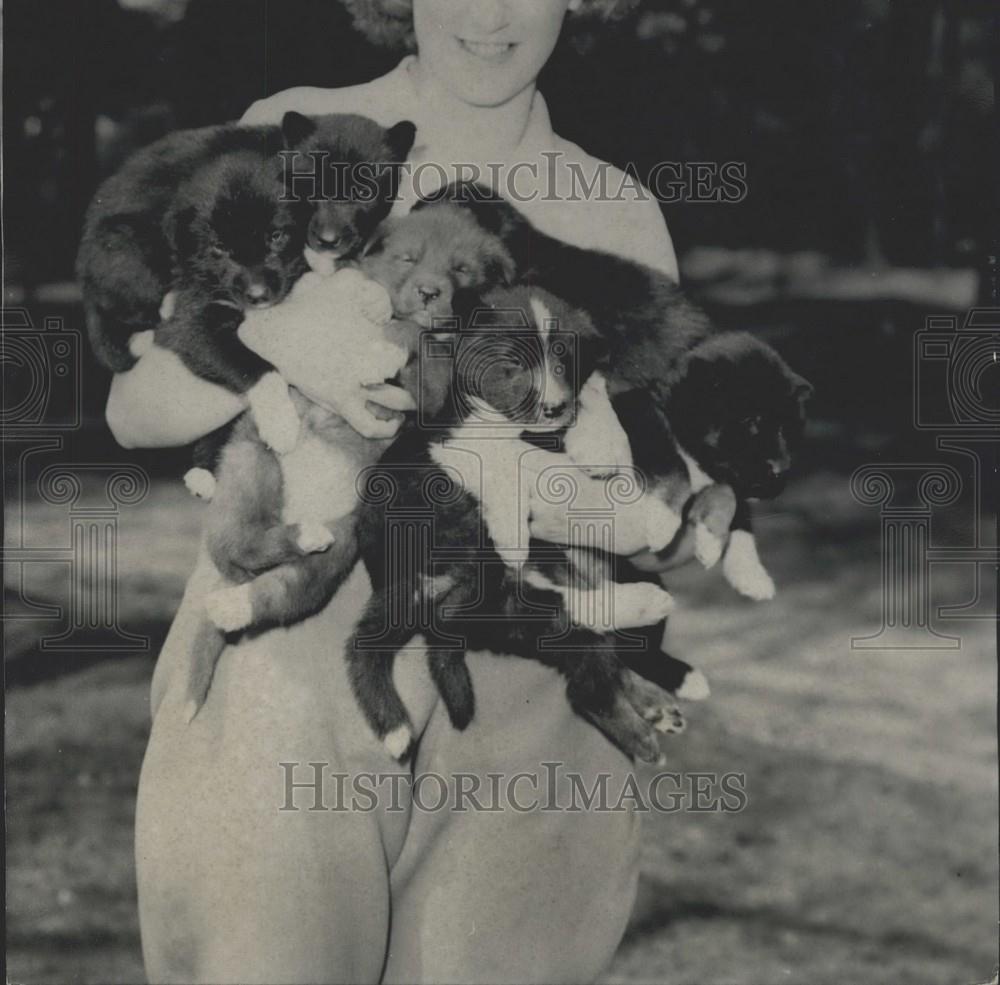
[361,204,515,325]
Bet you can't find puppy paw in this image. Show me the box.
[128,329,155,359]
[383,724,414,762]
[723,530,776,600]
[205,584,254,633]
[249,372,300,454]
[304,246,338,277]
[295,523,334,554]
[183,467,216,501]
[356,280,394,325]
[693,521,725,569]
[621,673,686,740]
[654,705,687,735]
[158,290,178,321]
[675,668,711,702]
[612,581,675,628]
[644,496,683,553]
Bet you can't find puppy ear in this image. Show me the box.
[790,372,814,403]
[281,111,316,149]
[361,221,391,258]
[484,241,516,286]
[385,120,417,161]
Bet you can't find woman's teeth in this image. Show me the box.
[459,39,515,59]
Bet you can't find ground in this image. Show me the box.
[5,470,998,985]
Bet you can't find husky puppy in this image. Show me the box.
[347,286,705,764]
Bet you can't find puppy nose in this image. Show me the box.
[315,229,343,249]
[543,401,568,420]
[417,285,441,304]
[245,282,273,305]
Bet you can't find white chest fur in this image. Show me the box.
[280,428,360,525]
[430,424,532,568]
[677,445,714,493]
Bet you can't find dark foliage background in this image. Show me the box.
[3,0,996,286]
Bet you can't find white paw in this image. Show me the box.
[723,530,776,601]
[653,705,686,734]
[295,522,334,554]
[158,290,178,321]
[676,668,711,702]
[383,725,413,761]
[205,584,254,633]
[644,496,683,553]
[613,581,676,628]
[128,329,155,358]
[183,467,216,501]
[693,521,725,569]
[249,372,300,454]
[304,246,338,277]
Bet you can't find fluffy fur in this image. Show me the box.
[360,205,516,326]
[416,183,812,595]
[347,286,706,764]
[182,269,434,719]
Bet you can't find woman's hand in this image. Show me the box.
[522,448,693,562]
[294,379,417,440]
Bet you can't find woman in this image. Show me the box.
[122,2,692,981]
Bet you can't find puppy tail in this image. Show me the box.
[183,616,228,723]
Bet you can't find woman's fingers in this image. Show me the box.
[364,382,418,414]
[337,400,405,440]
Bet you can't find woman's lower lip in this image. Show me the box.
[457,38,517,62]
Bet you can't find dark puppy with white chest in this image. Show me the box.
[77,112,415,374]
[79,112,416,484]
[347,285,704,764]
[414,183,812,597]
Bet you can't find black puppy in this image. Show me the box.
[77,112,415,373]
[347,286,705,764]
[414,184,811,597]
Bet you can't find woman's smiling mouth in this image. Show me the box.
[457,38,518,62]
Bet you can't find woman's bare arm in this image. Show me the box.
[106,345,245,448]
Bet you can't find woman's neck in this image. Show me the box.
[407,57,536,158]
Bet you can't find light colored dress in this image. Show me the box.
[136,56,678,985]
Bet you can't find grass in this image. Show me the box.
[4,472,998,985]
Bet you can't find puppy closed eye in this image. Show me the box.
[209,244,229,260]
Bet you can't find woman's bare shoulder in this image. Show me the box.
[240,64,410,127]
[537,136,679,281]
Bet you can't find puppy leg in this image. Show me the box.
[558,643,662,764]
[205,438,293,578]
[722,500,775,600]
[185,421,239,501]
[347,584,421,762]
[426,649,475,731]
[625,640,710,704]
[206,517,359,633]
[687,483,737,569]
